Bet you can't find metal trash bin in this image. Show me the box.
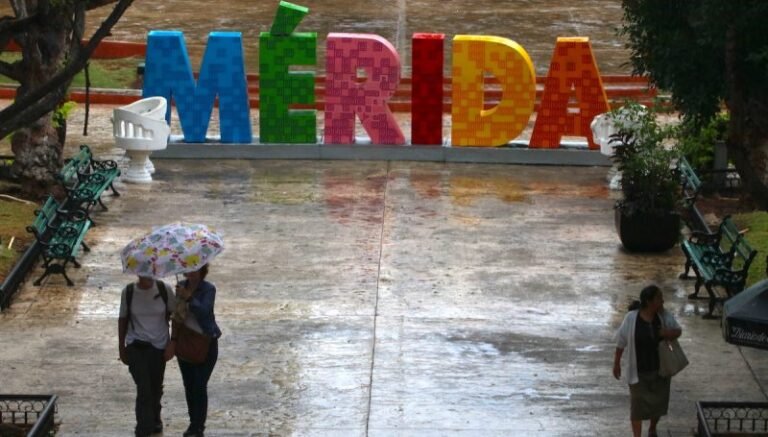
[0,395,58,436]
[697,401,768,436]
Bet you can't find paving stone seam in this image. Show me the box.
[365,160,391,435]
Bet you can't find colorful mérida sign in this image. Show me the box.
[142,1,610,149]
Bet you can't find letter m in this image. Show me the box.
[142,31,252,143]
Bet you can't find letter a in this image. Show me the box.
[530,37,609,149]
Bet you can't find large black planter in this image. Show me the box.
[615,208,680,252]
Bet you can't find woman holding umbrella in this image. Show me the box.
[173,264,222,437]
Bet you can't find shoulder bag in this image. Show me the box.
[658,315,688,377]
[174,321,211,364]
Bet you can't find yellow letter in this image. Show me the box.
[451,35,536,147]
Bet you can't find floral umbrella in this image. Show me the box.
[121,223,224,278]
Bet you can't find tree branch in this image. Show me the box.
[0,60,20,81]
[0,14,39,52]
[0,0,135,140]
[9,0,28,18]
[86,0,120,11]
[0,14,38,34]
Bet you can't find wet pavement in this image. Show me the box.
[2,106,768,436]
[78,0,632,75]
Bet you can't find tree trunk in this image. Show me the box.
[724,25,768,209]
[10,2,78,199]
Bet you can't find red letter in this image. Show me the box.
[411,33,444,145]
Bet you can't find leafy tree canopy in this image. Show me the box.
[621,0,768,126]
[622,0,768,206]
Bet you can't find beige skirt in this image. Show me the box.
[629,371,671,420]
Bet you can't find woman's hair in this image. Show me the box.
[628,284,661,311]
[199,264,209,281]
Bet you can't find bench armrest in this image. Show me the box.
[91,159,119,172]
[689,230,719,245]
[56,206,88,223]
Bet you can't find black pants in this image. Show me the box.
[127,341,166,437]
[178,339,218,434]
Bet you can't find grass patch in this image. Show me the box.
[0,198,37,282]
[733,211,768,288]
[0,53,141,89]
[70,57,142,89]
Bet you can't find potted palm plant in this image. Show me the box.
[609,102,682,252]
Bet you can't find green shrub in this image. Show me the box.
[52,101,77,129]
[675,112,729,173]
[610,102,682,217]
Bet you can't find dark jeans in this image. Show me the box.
[127,341,166,437]
[178,339,218,433]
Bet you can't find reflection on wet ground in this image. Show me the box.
[2,156,768,435]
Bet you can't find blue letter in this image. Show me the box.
[143,31,252,143]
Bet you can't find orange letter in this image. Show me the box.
[530,37,610,149]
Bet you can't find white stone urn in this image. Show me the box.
[113,96,170,184]
[590,106,647,191]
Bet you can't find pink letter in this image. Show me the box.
[324,33,405,145]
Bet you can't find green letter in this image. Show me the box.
[259,1,317,143]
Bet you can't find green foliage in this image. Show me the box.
[52,101,77,128]
[610,102,682,217]
[620,0,768,124]
[675,112,729,172]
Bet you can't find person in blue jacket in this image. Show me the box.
[173,264,222,437]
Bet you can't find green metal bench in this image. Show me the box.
[26,196,92,286]
[680,215,742,286]
[684,225,757,318]
[58,144,121,216]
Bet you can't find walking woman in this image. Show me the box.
[613,284,682,437]
[173,264,222,437]
[118,275,176,437]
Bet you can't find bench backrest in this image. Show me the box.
[718,216,742,250]
[58,145,92,188]
[677,157,702,205]
[731,236,757,273]
[26,196,59,239]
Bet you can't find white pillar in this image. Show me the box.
[124,149,153,184]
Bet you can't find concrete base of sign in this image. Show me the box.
[152,136,611,166]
